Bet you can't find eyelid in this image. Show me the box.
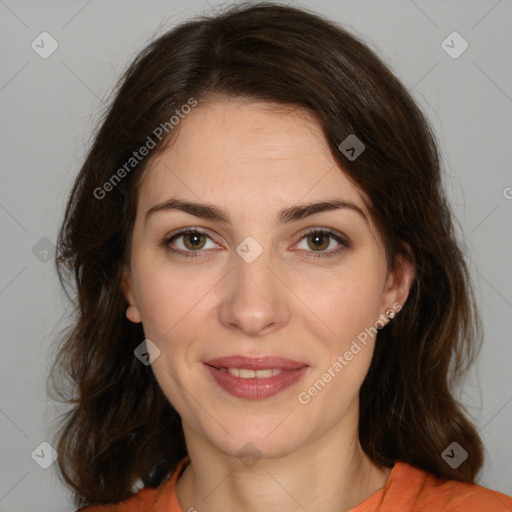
[164,227,221,250]
[163,226,349,258]
[291,227,349,259]
[296,227,349,247]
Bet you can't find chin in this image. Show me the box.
[223,435,301,463]
[208,415,308,462]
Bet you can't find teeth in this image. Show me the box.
[226,368,282,378]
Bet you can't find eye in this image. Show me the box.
[293,228,349,259]
[163,229,219,258]
[162,227,349,259]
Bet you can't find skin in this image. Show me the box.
[121,98,415,512]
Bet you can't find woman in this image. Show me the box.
[50,2,512,511]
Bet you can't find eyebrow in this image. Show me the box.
[144,198,368,226]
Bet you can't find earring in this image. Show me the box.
[385,308,396,319]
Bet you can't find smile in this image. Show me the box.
[204,362,309,399]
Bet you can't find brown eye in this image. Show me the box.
[163,229,218,257]
[182,231,207,250]
[294,228,349,259]
[306,232,330,251]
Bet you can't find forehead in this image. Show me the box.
[137,99,368,217]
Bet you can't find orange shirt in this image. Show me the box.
[77,456,512,511]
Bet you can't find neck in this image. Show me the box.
[175,420,391,512]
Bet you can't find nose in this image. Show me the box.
[218,246,291,337]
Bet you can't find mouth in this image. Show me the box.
[212,367,285,378]
[203,355,309,400]
[203,355,308,371]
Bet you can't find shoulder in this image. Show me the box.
[75,486,163,512]
[379,461,512,512]
[75,456,190,512]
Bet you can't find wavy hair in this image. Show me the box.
[49,1,484,507]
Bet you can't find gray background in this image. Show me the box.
[0,0,511,510]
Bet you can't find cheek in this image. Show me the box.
[133,260,219,356]
[296,267,384,344]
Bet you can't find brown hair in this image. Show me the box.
[50,1,484,507]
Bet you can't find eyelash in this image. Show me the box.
[162,227,349,260]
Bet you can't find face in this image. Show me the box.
[121,99,413,460]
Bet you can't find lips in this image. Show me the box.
[203,355,308,371]
[203,355,309,400]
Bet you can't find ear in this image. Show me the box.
[120,265,142,324]
[380,247,415,319]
